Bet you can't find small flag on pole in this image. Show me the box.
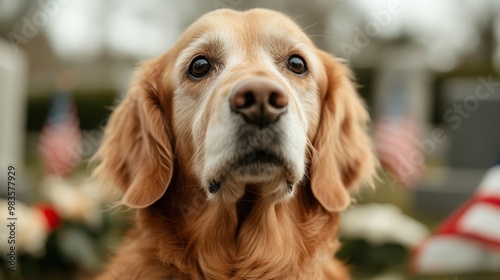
[412,163,500,274]
[374,75,425,187]
[38,92,81,176]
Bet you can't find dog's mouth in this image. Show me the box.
[230,148,286,178]
[237,149,284,166]
[206,146,299,202]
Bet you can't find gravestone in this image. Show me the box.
[412,77,500,218]
[0,39,28,198]
[443,78,500,169]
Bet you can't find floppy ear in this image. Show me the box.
[93,56,174,208]
[310,51,377,212]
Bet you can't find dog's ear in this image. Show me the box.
[93,55,174,208]
[310,51,377,212]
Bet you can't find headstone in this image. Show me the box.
[443,78,500,169]
[412,77,500,218]
[374,46,432,124]
[0,39,28,198]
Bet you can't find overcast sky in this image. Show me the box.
[1,0,499,70]
[329,0,500,71]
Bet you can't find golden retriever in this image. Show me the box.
[93,8,376,280]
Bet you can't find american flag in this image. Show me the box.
[38,92,81,176]
[374,76,425,187]
[412,162,500,274]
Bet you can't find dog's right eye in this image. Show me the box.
[189,56,211,78]
[287,55,307,75]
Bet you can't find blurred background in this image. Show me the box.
[1,0,500,279]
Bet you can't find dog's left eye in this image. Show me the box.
[287,55,307,75]
[189,56,211,78]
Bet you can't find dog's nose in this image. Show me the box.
[230,78,288,128]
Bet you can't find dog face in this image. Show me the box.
[94,8,376,212]
[171,9,323,203]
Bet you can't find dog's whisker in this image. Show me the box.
[302,18,327,32]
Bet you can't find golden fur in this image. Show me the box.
[93,8,376,280]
